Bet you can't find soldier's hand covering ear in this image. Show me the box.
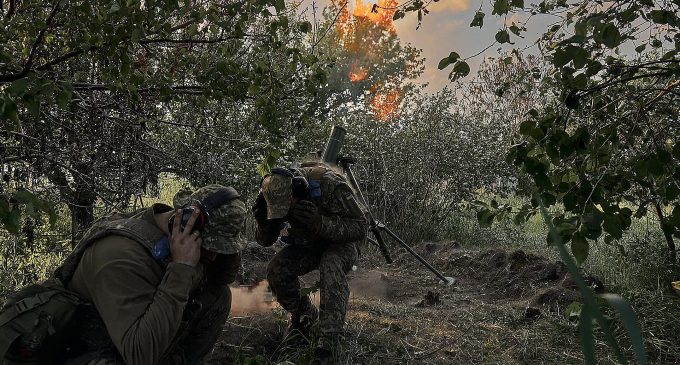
[252,193,268,225]
[292,200,321,232]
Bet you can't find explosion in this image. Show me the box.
[333,0,406,122]
[351,0,399,32]
[349,61,368,83]
[371,88,403,121]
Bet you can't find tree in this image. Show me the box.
[401,0,680,266]
[306,0,424,121]
[1,0,320,243]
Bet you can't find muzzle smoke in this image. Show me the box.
[229,281,278,316]
[229,271,389,317]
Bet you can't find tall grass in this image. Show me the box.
[448,195,677,293]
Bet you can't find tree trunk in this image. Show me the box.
[654,202,677,266]
[68,188,96,247]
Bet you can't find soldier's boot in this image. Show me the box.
[311,333,343,365]
[286,305,319,340]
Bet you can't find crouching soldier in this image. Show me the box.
[253,161,368,365]
[45,184,245,365]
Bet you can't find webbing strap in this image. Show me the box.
[0,291,61,327]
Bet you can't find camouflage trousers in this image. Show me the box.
[64,254,241,365]
[267,241,358,336]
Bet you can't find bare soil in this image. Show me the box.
[204,242,653,365]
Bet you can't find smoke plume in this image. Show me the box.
[229,280,278,316]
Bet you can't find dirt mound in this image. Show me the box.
[445,248,599,311]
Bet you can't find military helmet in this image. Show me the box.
[261,171,293,220]
[173,184,247,254]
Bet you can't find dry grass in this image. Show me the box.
[207,243,680,364]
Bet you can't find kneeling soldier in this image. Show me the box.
[253,162,368,364]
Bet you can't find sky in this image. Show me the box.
[297,0,557,93]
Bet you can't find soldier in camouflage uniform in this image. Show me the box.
[61,184,247,364]
[253,162,368,364]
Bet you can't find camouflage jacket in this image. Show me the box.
[256,164,368,246]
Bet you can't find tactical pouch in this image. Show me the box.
[0,278,81,364]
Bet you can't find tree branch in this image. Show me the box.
[36,46,93,72]
[0,0,66,83]
[139,37,239,44]
[5,0,16,19]
[71,82,206,94]
[23,0,62,73]
[581,71,673,97]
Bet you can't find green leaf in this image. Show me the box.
[393,10,405,20]
[519,120,535,135]
[298,21,312,33]
[672,142,680,159]
[257,150,281,176]
[56,89,72,108]
[574,21,587,37]
[449,61,470,80]
[649,10,675,25]
[510,0,524,7]
[495,30,510,44]
[571,232,589,264]
[13,190,38,204]
[572,49,590,69]
[599,23,621,48]
[635,44,647,53]
[7,78,29,96]
[603,214,623,239]
[670,206,680,226]
[599,294,648,365]
[534,173,552,189]
[470,11,485,28]
[477,209,495,228]
[0,97,18,122]
[300,281,320,296]
[563,192,578,211]
[648,156,664,176]
[553,48,572,68]
[26,95,40,116]
[3,209,21,234]
[437,52,459,70]
[657,149,672,164]
[492,0,510,15]
[566,301,583,320]
[109,2,121,13]
[581,212,603,240]
[578,304,597,364]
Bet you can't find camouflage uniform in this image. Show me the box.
[62,185,246,365]
[255,164,368,353]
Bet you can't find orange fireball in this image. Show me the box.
[332,0,406,122]
[352,0,398,32]
[349,61,368,82]
[371,88,403,121]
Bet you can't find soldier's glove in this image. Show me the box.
[292,200,322,234]
[252,193,268,226]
